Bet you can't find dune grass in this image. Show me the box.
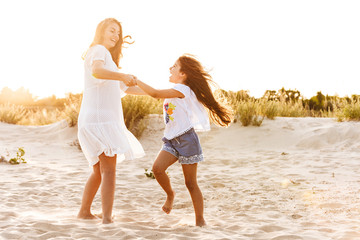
[121,95,162,137]
[228,94,343,127]
[0,89,359,134]
[0,94,162,137]
[335,98,360,122]
[0,103,27,124]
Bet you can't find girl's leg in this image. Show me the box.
[182,163,206,227]
[99,152,117,224]
[152,150,178,214]
[77,162,101,219]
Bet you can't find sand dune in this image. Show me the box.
[1,116,360,239]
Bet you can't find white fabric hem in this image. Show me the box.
[87,148,145,167]
[178,154,204,164]
[78,122,145,167]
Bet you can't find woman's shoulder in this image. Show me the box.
[85,45,109,58]
[88,44,108,53]
[84,44,110,63]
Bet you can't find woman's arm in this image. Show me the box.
[92,60,135,86]
[136,79,184,99]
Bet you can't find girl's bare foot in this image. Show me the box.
[162,191,175,214]
[196,218,206,227]
[77,211,99,220]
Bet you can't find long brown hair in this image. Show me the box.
[178,54,233,127]
[89,18,133,68]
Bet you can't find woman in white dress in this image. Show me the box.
[77,18,145,224]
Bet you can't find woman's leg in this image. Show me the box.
[182,163,206,227]
[152,150,178,214]
[99,152,117,224]
[77,162,101,219]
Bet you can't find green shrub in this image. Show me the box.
[144,168,155,179]
[8,147,26,165]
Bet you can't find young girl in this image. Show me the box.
[77,18,146,224]
[135,54,233,226]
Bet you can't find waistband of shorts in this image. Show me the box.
[165,127,194,141]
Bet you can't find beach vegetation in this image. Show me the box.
[234,99,264,126]
[0,103,27,124]
[1,147,27,165]
[335,96,360,121]
[121,95,162,137]
[144,168,155,179]
[62,93,82,127]
[0,87,359,134]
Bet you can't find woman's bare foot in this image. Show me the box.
[196,218,206,227]
[94,213,115,220]
[77,211,99,220]
[162,191,175,214]
[102,217,114,224]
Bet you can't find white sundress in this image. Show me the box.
[77,44,145,166]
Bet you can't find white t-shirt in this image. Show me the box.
[163,84,210,140]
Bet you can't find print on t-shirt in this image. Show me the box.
[164,102,176,124]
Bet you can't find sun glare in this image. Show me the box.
[0,0,359,100]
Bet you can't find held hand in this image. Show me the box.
[132,76,140,86]
[124,74,137,87]
[130,75,137,86]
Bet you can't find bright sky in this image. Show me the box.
[1,0,359,99]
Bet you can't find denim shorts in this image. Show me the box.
[161,128,203,164]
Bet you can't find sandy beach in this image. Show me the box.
[1,115,360,239]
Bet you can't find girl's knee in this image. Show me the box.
[185,180,198,191]
[152,164,166,175]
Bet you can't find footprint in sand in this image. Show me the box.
[19,181,38,187]
[211,182,225,188]
[5,202,16,207]
[0,211,18,220]
[318,202,343,209]
[225,224,242,231]
[259,225,286,233]
[271,235,303,240]
[173,202,192,209]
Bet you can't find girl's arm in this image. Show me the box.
[92,60,135,86]
[124,86,147,95]
[136,79,184,99]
